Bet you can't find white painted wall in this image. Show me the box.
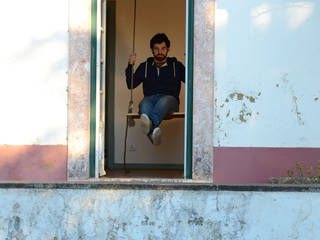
[114,0,186,164]
[0,0,68,145]
[0,188,319,239]
[214,0,320,147]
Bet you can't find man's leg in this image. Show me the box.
[138,95,156,135]
[148,95,179,145]
[139,95,156,116]
[149,95,179,128]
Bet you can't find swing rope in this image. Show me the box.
[123,0,137,172]
[128,0,136,123]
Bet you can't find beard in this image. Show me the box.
[154,54,166,62]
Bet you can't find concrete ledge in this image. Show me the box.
[0,181,320,192]
[0,184,319,239]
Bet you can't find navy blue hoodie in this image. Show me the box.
[125,57,185,102]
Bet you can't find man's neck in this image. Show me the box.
[154,58,167,67]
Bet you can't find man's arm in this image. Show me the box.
[177,61,185,83]
[125,53,145,89]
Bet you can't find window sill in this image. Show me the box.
[1,181,320,192]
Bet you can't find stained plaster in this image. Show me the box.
[68,0,92,179]
[214,0,320,148]
[193,0,215,181]
[0,188,320,239]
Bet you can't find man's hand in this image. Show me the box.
[128,53,136,65]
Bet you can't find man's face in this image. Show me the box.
[152,42,169,63]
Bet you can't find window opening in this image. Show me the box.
[100,0,187,179]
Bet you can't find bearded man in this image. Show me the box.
[125,33,185,145]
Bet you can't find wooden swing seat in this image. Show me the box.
[123,112,185,170]
[126,112,185,120]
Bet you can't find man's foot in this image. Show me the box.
[151,127,162,145]
[140,114,152,135]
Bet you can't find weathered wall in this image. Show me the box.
[193,0,215,180]
[67,0,92,179]
[0,187,319,239]
[114,0,186,165]
[214,0,320,183]
[0,0,69,180]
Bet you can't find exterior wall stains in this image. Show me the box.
[214,0,320,182]
[68,0,92,179]
[193,0,215,181]
[214,0,320,148]
[0,188,320,239]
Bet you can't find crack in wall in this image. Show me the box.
[278,73,305,125]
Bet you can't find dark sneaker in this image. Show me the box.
[140,114,151,135]
[151,127,162,145]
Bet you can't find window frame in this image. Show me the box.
[89,0,194,179]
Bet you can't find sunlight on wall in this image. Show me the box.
[215,3,229,29]
[215,3,228,70]
[214,0,320,148]
[251,3,272,31]
[0,0,68,145]
[206,1,215,27]
[286,2,314,30]
[68,129,90,160]
[69,0,91,30]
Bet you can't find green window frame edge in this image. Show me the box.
[89,0,97,178]
[185,0,194,179]
[89,0,194,179]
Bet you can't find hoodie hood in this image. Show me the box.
[146,57,177,64]
[144,57,178,78]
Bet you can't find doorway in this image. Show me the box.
[95,0,192,178]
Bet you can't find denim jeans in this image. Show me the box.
[139,94,179,131]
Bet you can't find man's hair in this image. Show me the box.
[150,33,170,49]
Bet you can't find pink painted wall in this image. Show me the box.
[214,147,320,184]
[0,145,67,181]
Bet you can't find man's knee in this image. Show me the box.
[139,97,153,114]
[158,95,179,112]
[159,95,177,105]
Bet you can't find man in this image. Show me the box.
[125,33,185,145]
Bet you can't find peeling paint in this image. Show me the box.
[248,96,255,103]
[223,91,260,124]
[239,114,246,123]
[229,93,236,100]
[237,93,244,100]
[214,0,319,148]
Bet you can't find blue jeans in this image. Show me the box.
[139,94,179,131]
